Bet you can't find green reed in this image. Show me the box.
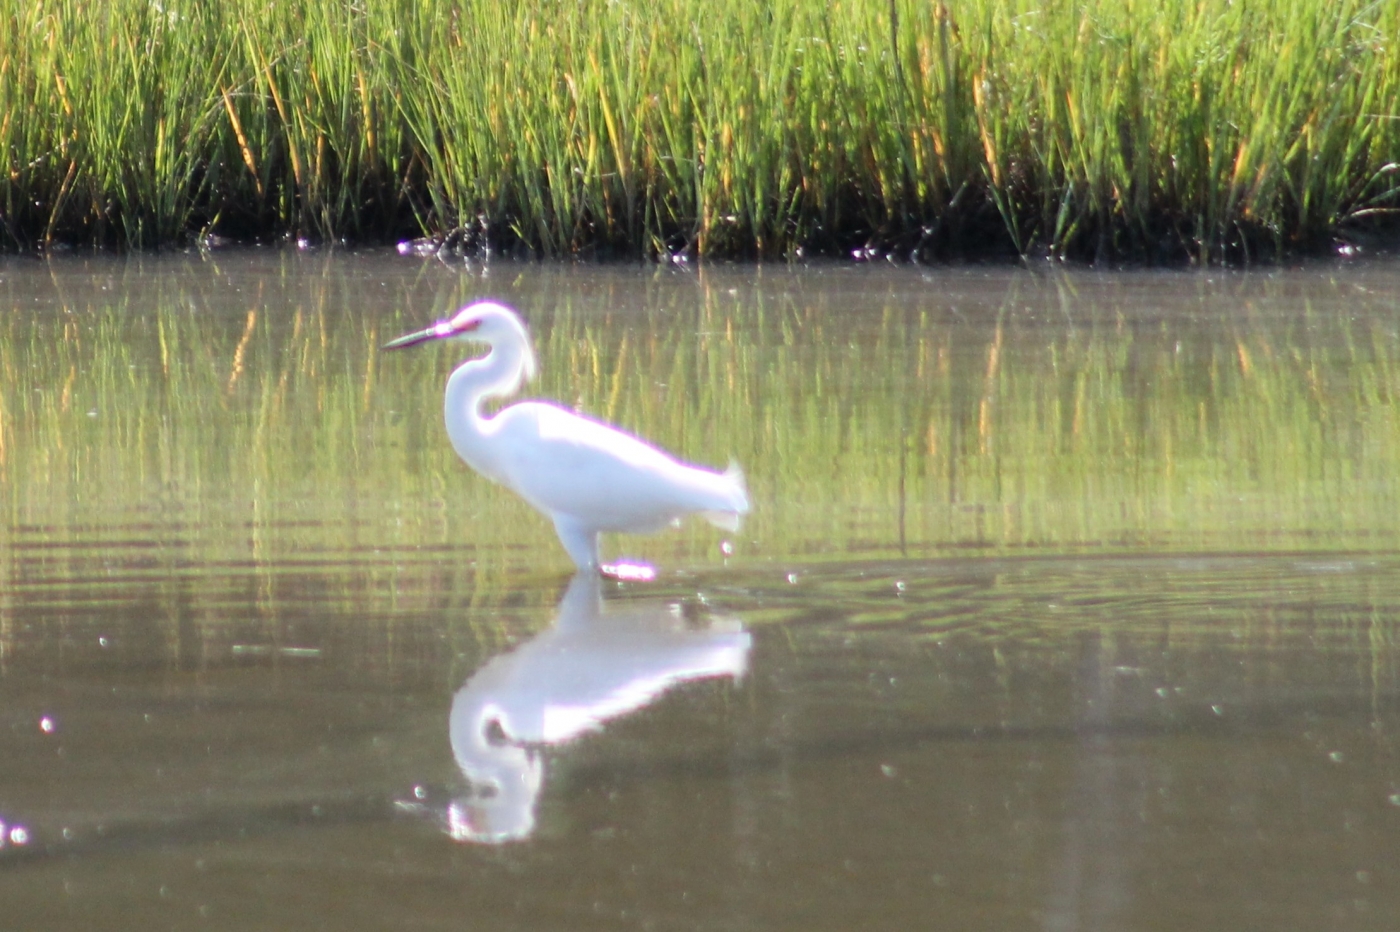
[0,0,1396,259]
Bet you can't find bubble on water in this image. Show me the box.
[1388,793,1400,807]
[9,826,29,846]
[786,573,798,585]
[720,540,734,556]
[39,716,55,734]
[1329,751,1345,763]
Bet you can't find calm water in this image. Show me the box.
[2,252,1399,930]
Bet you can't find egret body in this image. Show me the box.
[384,302,748,573]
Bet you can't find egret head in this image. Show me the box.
[383,301,538,381]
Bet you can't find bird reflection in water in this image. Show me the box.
[443,573,751,843]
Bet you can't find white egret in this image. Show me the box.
[384,301,749,575]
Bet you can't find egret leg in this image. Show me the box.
[551,517,600,571]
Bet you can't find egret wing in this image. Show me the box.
[490,403,732,531]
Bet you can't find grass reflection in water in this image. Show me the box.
[0,256,1397,614]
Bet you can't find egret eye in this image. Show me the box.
[483,717,509,746]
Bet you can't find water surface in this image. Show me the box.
[1,253,1399,930]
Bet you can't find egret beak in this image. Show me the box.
[382,318,475,351]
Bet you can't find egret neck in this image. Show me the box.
[442,321,537,485]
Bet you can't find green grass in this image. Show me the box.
[1,0,1397,260]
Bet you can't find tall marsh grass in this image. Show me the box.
[1,0,1397,259]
